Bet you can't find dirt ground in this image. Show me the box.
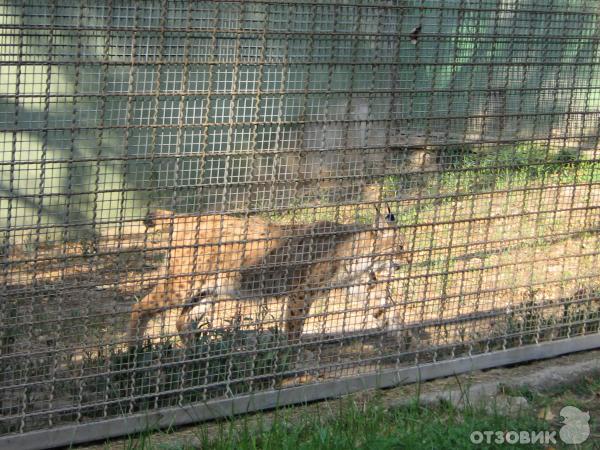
[4,183,598,346]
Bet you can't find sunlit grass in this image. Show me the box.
[124,394,554,450]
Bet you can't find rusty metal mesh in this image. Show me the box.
[1,0,599,442]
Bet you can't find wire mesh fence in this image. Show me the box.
[1,0,600,447]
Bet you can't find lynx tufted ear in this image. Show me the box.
[384,204,396,223]
[375,203,396,224]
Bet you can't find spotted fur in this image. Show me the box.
[157,213,411,344]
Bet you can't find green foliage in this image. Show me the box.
[86,329,292,414]
[129,396,554,449]
[483,289,600,352]
[383,144,600,226]
[0,328,291,435]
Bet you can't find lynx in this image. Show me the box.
[128,210,284,342]
[129,209,410,344]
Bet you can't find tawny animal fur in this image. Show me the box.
[129,210,410,344]
[128,210,283,342]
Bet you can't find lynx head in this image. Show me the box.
[143,209,177,230]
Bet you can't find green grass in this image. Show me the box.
[384,143,600,225]
[124,396,551,450]
[112,370,600,449]
[89,328,292,410]
[220,402,543,450]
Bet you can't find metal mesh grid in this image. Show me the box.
[1,0,599,444]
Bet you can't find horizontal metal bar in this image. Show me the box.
[2,85,600,100]
[1,23,598,41]
[0,137,596,169]
[3,0,596,17]
[1,112,599,135]
[2,59,599,67]
[1,334,597,450]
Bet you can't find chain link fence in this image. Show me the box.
[1,1,599,448]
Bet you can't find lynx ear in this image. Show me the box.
[374,203,396,224]
[385,204,396,223]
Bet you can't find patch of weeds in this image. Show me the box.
[90,328,291,413]
[0,328,291,434]
[499,384,540,403]
[134,395,552,449]
[384,143,600,209]
[484,288,600,352]
[534,370,600,403]
[566,372,600,398]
